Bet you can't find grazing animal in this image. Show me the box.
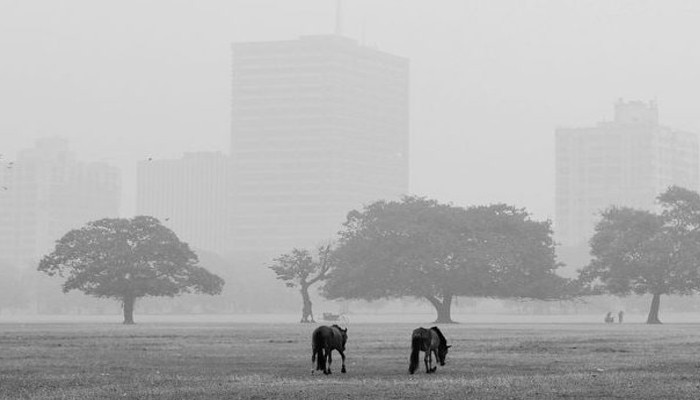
[311,324,347,375]
[409,326,450,374]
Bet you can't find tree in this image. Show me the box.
[324,197,568,323]
[580,186,700,324]
[269,245,332,323]
[37,216,225,324]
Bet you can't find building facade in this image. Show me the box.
[136,152,231,254]
[0,138,121,269]
[555,100,699,248]
[230,35,409,257]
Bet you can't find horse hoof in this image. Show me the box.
[341,367,346,373]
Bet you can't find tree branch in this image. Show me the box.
[308,244,332,285]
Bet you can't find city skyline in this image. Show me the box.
[230,34,409,257]
[0,138,121,269]
[136,151,231,254]
[5,1,700,221]
[555,99,699,248]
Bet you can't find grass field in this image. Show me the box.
[1,320,700,399]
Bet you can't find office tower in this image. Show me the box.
[230,35,409,257]
[555,100,699,248]
[0,138,121,269]
[136,152,231,254]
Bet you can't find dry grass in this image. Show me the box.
[1,321,700,399]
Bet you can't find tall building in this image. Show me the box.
[230,35,409,257]
[136,152,230,253]
[555,100,699,248]
[0,138,121,269]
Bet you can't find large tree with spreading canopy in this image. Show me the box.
[324,197,568,323]
[579,186,700,324]
[38,216,224,324]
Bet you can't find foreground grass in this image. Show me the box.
[1,321,699,399]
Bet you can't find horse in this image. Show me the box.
[408,326,450,374]
[311,324,347,375]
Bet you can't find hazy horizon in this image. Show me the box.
[3,0,700,220]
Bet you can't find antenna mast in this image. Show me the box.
[335,0,343,36]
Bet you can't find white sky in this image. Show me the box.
[2,0,700,219]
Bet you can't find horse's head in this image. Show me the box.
[333,324,348,351]
[431,326,450,366]
[437,344,451,366]
[339,327,348,351]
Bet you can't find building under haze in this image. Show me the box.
[0,138,121,269]
[136,152,230,254]
[555,100,699,249]
[230,35,409,257]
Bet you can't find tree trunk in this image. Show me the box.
[122,295,136,325]
[300,284,314,323]
[646,293,662,324]
[426,295,455,324]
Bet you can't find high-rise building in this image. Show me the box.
[555,100,699,248]
[230,35,409,257]
[0,138,121,269]
[136,152,231,253]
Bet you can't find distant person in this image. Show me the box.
[618,310,624,324]
[604,312,614,324]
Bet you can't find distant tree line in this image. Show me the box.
[15,186,700,325]
[272,187,700,325]
[271,196,571,323]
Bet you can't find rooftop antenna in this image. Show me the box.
[335,0,343,36]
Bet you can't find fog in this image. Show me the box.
[2,1,700,320]
[4,0,700,217]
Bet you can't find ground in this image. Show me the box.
[1,320,699,399]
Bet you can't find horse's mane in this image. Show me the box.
[430,326,447,347]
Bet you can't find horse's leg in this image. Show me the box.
[326,349,333,374]
[430,349,438,373]
[424,351,431,373]
[339,350,346,373]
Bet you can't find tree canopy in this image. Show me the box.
[269,245,333,323]
[579,186,700,324]
[38,216,224,324]
[324,196,568,323]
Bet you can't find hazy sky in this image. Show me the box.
[2,0,700,219]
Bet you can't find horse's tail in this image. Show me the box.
[316,347,326,372]
[312,329,326,372]
[409,334,421,374]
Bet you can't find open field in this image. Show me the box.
[1,320,700,399]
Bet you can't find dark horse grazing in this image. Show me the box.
[312,324,347,375]
[409,326,450,374]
